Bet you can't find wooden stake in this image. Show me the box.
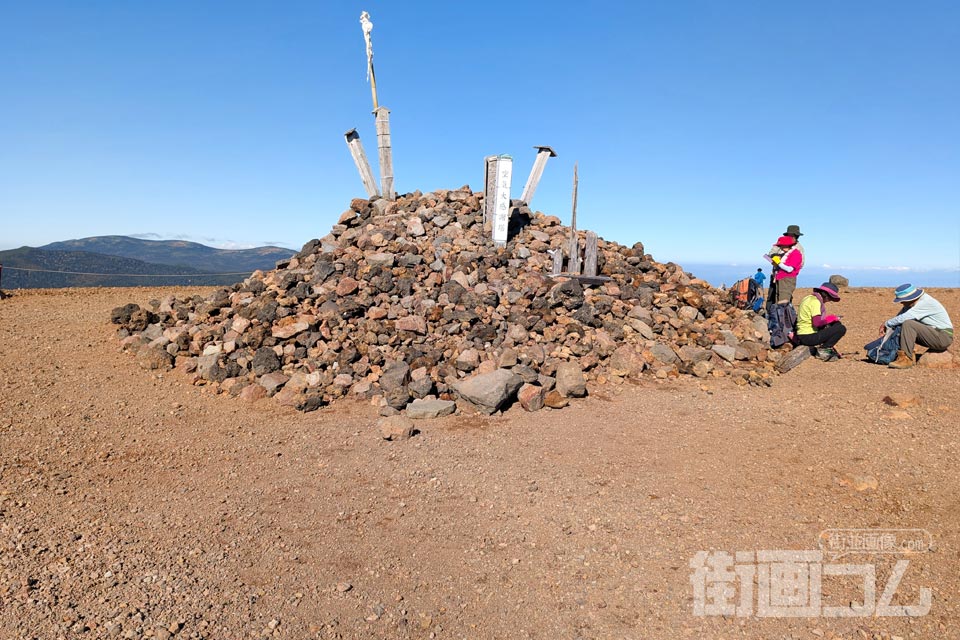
[550,249,563,275]
[344,128,380,198]
[483,155,498,226]
[374,106,395,201]
[568,163,580,274]
[584,231,598,277]
[520,145,556,205]
[368,63,378,111]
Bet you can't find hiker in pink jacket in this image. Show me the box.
[768,235,803,304]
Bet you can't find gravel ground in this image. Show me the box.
[1,286,958,639]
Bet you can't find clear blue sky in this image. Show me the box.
[2,1,958,279]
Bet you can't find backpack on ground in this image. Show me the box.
[730,277,762,311]
[768,302,797,348]
[864,326,901,364]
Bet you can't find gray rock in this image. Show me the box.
[251,347,281,376]
[408,376,434,399]
[406,217,425,237]
[197,354,227,382]
[650,343,679,364]
[384,386,411,410]
[456,348,480,371]
[136,345,174,371]
[719,330,739,347]
[626,317,655,339]
[452,369,523,413]
[406,399,456,419]
[555,362,587,397]
[829,274,849,287]
[608,345,645,377]
[379,361,410,392]
[736,341,766,361]
[711,344,737,363]
[367,252,396,268]
[627,304,653,323]
[141,323,164,342]
[259,372,289,395]
[677,345,711,364]
[751,317,771,343]
[511,364,539,383]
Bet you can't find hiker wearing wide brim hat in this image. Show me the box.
[764,234,803,306]
[770,225,806,269]
[795,282,846,361]
[882,284,954,369]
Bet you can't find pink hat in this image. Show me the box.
[775,235,796,247]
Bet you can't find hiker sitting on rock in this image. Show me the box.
[795,282,845,361]
[881,284,954,369]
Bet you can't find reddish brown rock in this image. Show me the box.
[336,277,359,296]
[517,384,546,412]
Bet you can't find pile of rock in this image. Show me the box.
[112,187,778,416]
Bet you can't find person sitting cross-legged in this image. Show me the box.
[795,282,846,361]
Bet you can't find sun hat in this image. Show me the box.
[774,235,796,247]
[814,282,840,301]
[893,283,924,304]
[785,225,803,237]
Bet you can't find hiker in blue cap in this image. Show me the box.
[881,284,953,369]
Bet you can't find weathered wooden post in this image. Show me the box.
[549,249,563,275]
[360,11,396,201]
[344,128,380,198]
[567,163,581,274]
[374,106,395,200]
[483,155,498,225]
[520,145,556,205]
[492,155,513,247]
[583,231,598,277]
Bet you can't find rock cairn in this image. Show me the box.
[112,187,778,416]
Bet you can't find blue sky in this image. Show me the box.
[2,1,958,283]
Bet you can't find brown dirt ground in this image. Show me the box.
[1,286,958,640]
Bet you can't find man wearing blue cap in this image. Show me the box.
[881,284,953,369]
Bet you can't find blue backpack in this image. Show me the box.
[864,326,901,364]
[768,302,797,348]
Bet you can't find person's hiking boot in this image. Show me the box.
[816,347,840,362]
[888,350,915,369]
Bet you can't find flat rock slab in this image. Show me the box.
[406,399,456,420]
[452,369,523,413]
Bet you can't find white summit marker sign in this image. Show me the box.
[492,154,512,247]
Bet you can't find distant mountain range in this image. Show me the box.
[0,236,296,289]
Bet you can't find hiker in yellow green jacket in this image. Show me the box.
[795,282,846,361]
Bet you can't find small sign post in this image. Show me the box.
[492,155,513,247]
